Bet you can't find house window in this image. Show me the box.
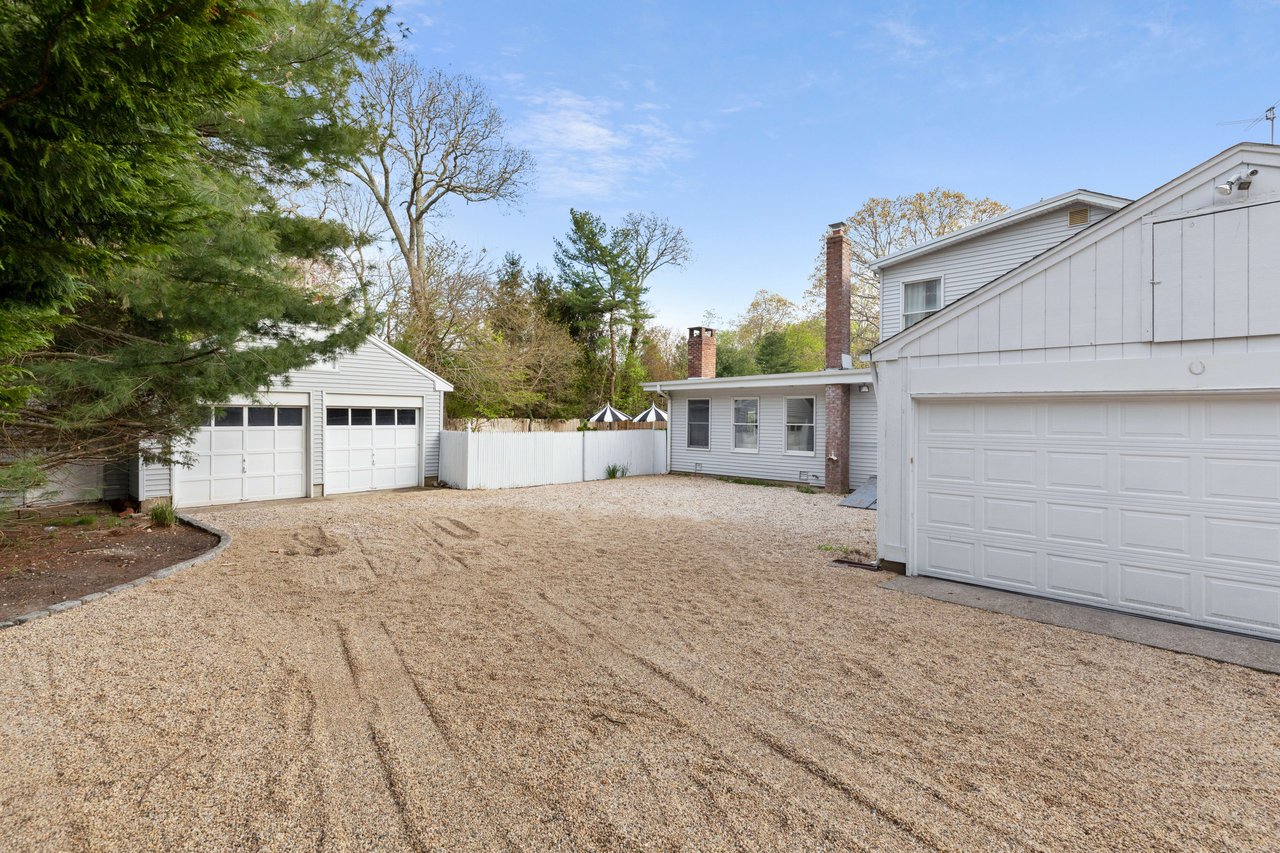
[785,397,815,454]
[733,398,759,452]
[687,399,710,449]
[903,278,942,328]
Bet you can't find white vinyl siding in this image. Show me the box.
[849,388,877,487]
[784,397,815,454]
[879,204,1115,339]
[733,398,759,452]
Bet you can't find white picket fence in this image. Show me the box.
[438,429,667,490]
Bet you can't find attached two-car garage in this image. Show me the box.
[915,396,1280,639]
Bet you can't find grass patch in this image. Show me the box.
[149,504,177,528]
[818,543,860,556]
[796,485,817,494]
[720,476,789,488]
[605,463,629,479]
[48,514,97,528]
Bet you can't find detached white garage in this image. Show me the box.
[874,142,1280,639]
[142,336,451,508]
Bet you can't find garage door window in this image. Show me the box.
[351,408,373,426]
[375,408,396,426]
[214,407,244,427]
[248,406,275,427]
[397,409,416,425]
[326,408,348,426]
[277,407,304,427]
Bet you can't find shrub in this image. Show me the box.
[149,504,177,528]
[605,463,629,480]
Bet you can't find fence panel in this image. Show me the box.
[438,429,668,489]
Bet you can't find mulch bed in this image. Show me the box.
[0,503,219,621]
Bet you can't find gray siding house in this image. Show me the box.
[873,142,1280,639]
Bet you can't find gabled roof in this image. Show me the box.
[642,367,871,393]
[868,189,1130,272]
[872,142,1280,360]
[365,335,455,392]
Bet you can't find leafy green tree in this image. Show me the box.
[0,0,389,491]
[711,330,758,377]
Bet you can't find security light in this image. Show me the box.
[1216,168,1260,195]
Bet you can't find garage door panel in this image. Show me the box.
[1045,554,1109,601]
[1047,402,1108,437]
[175,407,307,507]
[923,537,975,577]
[1046,452,1108,491]
[983,449,1036,486]
[982,497,1037,537]
[925,447,975,482]
[982,545,1038,588]
[1046,503,1107,545]
[1204,458,1280,503]
[212,431,244,453]
[1204,517,1280,567]
[1119,455,1190,497]
[917,396,1280,639]
[1204,577,1280,631]
[1119,565,1192,615]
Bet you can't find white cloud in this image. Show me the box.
[513,89,689,200]
[877,18,928,49]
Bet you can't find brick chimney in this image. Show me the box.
[824,222,852,493]
[687,327,716,378]
[825,221,852,369]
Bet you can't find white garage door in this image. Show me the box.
[324,407,420,494]
[175,406,307,507]
[916,396,1280,639]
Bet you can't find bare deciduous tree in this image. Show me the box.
[346,57,533,295]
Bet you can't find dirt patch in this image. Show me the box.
[0,503,218,621]
[0,478,1276,851]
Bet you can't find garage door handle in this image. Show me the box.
[242,457,247,474]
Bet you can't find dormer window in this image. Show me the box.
[903,278,942,328]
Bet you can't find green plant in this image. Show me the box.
[796,485,817,494]
[818,543,857,555]
[49,514,96,528]
[149,504,177,528]
[605,463,629,480]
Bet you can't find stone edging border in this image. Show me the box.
[0,513,231,631]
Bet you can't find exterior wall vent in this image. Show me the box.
[1067,206,1089,227]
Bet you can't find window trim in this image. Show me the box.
[901,276,944,329]
[731,397,760,454]
[783,396,817,456]
[686,397,711,451]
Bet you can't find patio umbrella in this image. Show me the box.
[587,403,632,423]
[632,403,668,423]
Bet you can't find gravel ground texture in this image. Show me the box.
[0,475,1277,851]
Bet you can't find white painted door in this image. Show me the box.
[175,406,307,507]
[915,396,1280,639]
[324,407,420,494]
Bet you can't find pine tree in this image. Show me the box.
[0,1,390,491]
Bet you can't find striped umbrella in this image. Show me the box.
[587,403,632,423]
[632,403,668,423]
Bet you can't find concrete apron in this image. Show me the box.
[883,575,1280,675]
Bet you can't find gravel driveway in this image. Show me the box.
[1,476,1277,850]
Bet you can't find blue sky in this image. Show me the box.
[389,1,1280,330]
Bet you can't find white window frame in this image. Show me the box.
[732,397,760,454]
[784,396,816,456]
[686,398,711,450]
[902,276,943,329]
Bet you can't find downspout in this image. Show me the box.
[655,385,672,474]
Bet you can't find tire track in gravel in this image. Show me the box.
[508,590,915,852]
[545,585,1053,852]
[315,618,513,851]
[530,589,1049,853]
